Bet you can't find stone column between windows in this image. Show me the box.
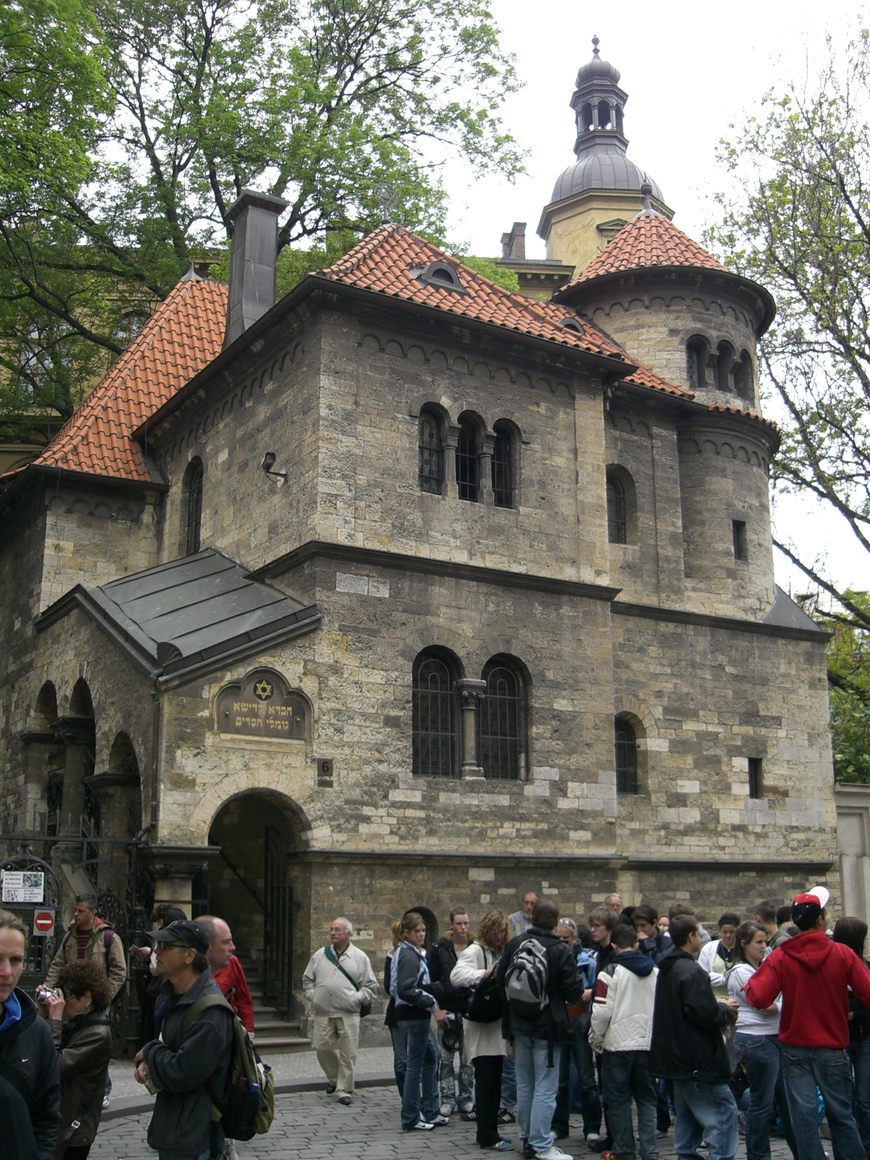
[478,434,495,504]
[443,426,459,496]
[458,678,487,779]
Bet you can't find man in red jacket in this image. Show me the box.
[745,885,870,1160]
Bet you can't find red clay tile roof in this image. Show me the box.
[14,226,720,489]
[33,277,227,482]
[567,211,727,287]
[313,224,637,363]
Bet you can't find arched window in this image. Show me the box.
[615,717,638,794]
[412,651,459,777]
[456,418,479,502]
[607,475,626,544]
[479,657,528,780]
[597,99,612,129]
[715,342,736,392]
[686,336,709,390]
[183,458,204,554]
[492,422,514,508]
[734,350,754,402]
[606,466,636,545]
[418,408,443,494]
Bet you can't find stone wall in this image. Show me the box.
[40,483,162,612]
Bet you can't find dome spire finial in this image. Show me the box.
[592,35,600,58]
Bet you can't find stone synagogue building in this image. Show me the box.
[0,44,836,1022]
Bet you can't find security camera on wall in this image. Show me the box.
[260,451,286,481]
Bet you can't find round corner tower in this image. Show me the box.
[554,192,780,620]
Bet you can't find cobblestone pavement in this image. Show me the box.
[90,1083,798,1159]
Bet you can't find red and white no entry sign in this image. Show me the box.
[33,910,55,936]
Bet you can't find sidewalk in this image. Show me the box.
[91,1046,797,1160]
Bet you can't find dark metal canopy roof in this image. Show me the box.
[37,548,320,683]
[764,586,826,634]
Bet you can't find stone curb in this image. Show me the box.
[101,1071,395,1121]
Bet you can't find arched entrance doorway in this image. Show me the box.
[207,791,309,1019]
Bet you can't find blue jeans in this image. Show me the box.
[600,1050,658,1160]
[734,1032,797,1160]
[390,1023,408,1094]
[672,1079,737,1160]
[849,1036,870,1158]
[781,1043,867,1160]
[397,1018,439,1129]
[515,1035,563,1152]
[501,1054,517,1109]
[553,1015,602,1136]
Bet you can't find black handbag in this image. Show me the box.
[465,970,504,1023]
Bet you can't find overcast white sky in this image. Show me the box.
[441,2,864,596]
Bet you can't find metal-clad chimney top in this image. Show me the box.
[223,189,289,348]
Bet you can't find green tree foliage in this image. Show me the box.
[0,0,109,431]
[708,29,870,769]
[811,592,870,783]
[0,0,522,430]
[708,29,870,637]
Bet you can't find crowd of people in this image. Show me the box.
[0,895,255,1160]
[339,886,870,1160]
[4,884,870,1160]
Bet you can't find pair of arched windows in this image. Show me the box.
[412,651,528,779]
[418,409,516,507]
[686,337,754,401]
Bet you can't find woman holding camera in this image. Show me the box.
[44,960,113,1159]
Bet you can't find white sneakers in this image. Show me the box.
[535,1148,573,1160]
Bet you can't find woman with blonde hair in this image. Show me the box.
[389,911,446,1131]
[451,909,511,1151]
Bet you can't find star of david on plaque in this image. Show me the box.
[254,679,274,701]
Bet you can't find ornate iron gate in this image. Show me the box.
[0,853,62,990]
[263,825,293,1015]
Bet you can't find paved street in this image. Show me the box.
[90,1047,798,1160]
[91,1086,798,1160]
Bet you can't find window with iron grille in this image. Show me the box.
[479,661,525,779]
[418,410,443,494]
[492,424,513,508]
[607,474,626,543]
[615,717,638,794]
[456,419,479,502]
[412,654,458,777]
[184,458,203,555]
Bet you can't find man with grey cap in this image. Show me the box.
[133,918,234,1160]
[746,885,870,1160]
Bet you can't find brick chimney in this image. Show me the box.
[223,190,289,348]
[500,222,527,260]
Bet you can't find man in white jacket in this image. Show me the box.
[589,923,659,1160]
[302,917,378,1105]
